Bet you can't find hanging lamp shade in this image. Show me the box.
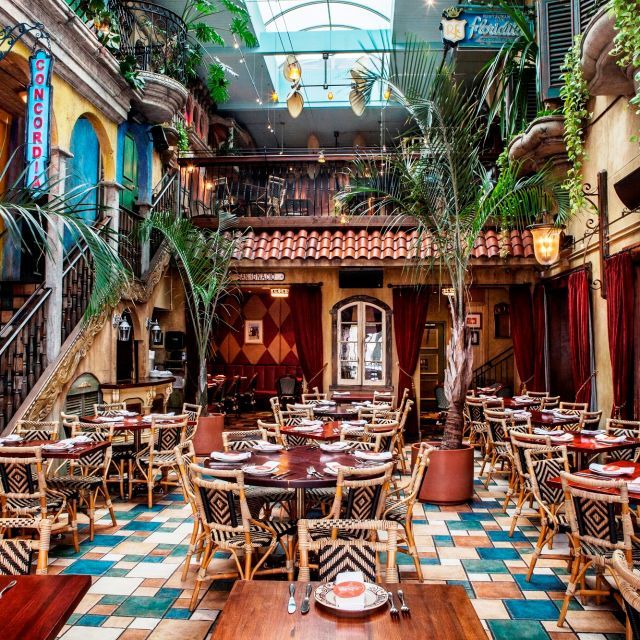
[283,55,302,82]
[349,88,365,116]
[529,222,565,266]
[350,55,369,91]
[287,89,304,118]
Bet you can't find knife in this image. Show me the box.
[300,583,313,614]
[287,583,296,614]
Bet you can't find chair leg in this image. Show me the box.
[88,491,96,541]
[118,460,125,500]
[405,521,423,583]
[103,482,117,527]
[508,488,527,537]
[182,519,200,582]
[558,555,582,627]
[526,522,548,582]
[189,540,215,611]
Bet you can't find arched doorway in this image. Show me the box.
[116,310,136,382]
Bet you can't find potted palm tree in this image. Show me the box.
[139,211,244,454]
[337,40,569,504]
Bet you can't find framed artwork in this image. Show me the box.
[466,312,482,329]
[470,330,480,346]
[244,320,263,344]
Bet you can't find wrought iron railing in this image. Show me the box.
[0,286,51,430]
[118,206,144,278]
[472,346,515,390]
[61,249,95,344]
[66,0,188,83]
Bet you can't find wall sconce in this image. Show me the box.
[529,221,565,266]
[146,318,163,345]
[317,150,326,164]
[270,288,289,298]
[112,311,132,342]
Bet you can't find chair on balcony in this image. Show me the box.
[265,176,286,216]
[212,177,235,214]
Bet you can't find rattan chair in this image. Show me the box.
[256,419,285,445]
[483,413,522,488]
[540,395,560,409]
[464,397,490,473]
[559,401,588,415]
[397,388,410,413]
[182,403,202,440]
[14,420,59,442]
[0,446,78,552]
[188,463,295,610]
[222,430,267,451]
[382,443,434,581]
[373,391,395,408]
[558,471,640,627]
[134,415,188,508]
[278,409,315,447]
[605,419,640,462]
[47,427,116,540]
[392,400,413,473]
[301,388,326,403]
[60,412,79,439]
[0,517,51,575]
[297,519,399,583]
[93,402,127,416]
[610,549,640,640]
[523,445,572,580]
[578,409,603,431]
[269,396,282,423]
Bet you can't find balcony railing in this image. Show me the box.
[118,206,144,278]
[67,0,188,83]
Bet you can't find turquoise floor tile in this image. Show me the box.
[478,547,520,560]
[505,598,559,620]
[122,520,162,531]
[433,535,454,547]
[62,560,115,576]
[165,608,191,619]
[88,534,131,547]
[459,512,494,521]
[158,588,183,598]
[462,559,509,574]
[487,620,549,640]
[514,573,566,592]
[489,530,528,542]
[100,595,128,605]
[104,568,130,577]
[76,614,108,627]
[115,596,176,617]
[447,520,485,531]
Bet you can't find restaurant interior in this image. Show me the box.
[1,0,640,638]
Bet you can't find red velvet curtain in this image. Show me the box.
[289,285,324,392]
[509,286,535,391]
[532,283,547,391]
[605,252,634,417]
[567,270,592,405]
[392,287,430,441]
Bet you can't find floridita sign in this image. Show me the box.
[235,272,285,282]
[440,6,525,49]
[25,49,53,191]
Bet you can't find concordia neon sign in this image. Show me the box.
[25,49,53,191]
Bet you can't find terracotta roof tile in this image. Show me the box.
[231,229,535,262]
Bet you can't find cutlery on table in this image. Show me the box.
[387,591,399,617]
[0,580,17,599]
[287,583,297,614]
[300,583,313,614]
[308,466,325,478]
[273,471,292,479]
[397,589,410,615]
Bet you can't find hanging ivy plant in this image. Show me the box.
[560,35,590,216]
[207,63,230,104]
[610,0,640,126]
[175,119,190,152]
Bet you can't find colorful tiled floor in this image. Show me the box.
[50,435,627,640]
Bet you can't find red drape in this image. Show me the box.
[605,252,634,417]
[532,283,547,392]
[567,270,592,406]
[509,286,535,391]
[392,287,430,441]
[289,285,324,392]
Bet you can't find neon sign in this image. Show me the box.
[25,49,53,191]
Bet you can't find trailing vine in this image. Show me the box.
[560,35,590,216]
[610,0,640,123]
[175,119,190,153]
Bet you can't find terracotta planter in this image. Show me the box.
[419,442,475,505]
[192,413,225,456]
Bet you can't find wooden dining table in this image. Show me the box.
[2,438,110,459]
[520,409,580,429]
[280,421,344,442]
[0,574,91,640]
[547,434,640,470]
[211,580,486,639]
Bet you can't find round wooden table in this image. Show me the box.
[311,404,359,420]
[280,421,344,442]
[204,445,371,517]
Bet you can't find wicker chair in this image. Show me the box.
[14,420,59,442]
[610,549,640,640]
[559,401,588,415]
[134,415,188,508]
[297,519,399,583]
[605,419,640,462]
[278,409,315,447]
[397,388,410,413]
[47,427,116,541]
[557,471,640,627]
[464,397,491,474]
[60,412,79,439]
[483,413,521,488]
[301,387,326,403]
[256,420,285,445]
[0,446,78,552]
[269,396,282,423]
[578,409,603,431]
[372,391,395,408]
[93,402,127,416]
[523,445,572,580]
[182,403,202,441]
[382,443,434,581]
[540,395,560,410]
[0,517,51,575]
[188,463,295,610]
[393,400,413,473]
[222,430,267,451]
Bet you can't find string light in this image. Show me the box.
[271,90,279,102]
[383,85,392,100]
[327,90,334,100]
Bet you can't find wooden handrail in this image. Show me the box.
[0,287,51,357]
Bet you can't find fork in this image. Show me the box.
[306,466,324,478]
[0,580,16,599]
[387,591,399,617]
[397,589,410,615]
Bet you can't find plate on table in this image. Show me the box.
[211,451,251,462]
[589,463,635,477]
[320,442,353,453]
[242,462,279,476]
[293,424,323,432]
[353,450,393,462]
[322,462,344,475]
[43,441,75,450]
[342,420,366,427]
[72,436,92,444]
[0,434,23,443]
[534,428,564,436]
[595,435,627,444]
[252,442,283,453]
[314,582,388,617]
[550,433,574,443]
[580,430,605,437]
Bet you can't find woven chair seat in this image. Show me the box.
[306,487,336,502]
[383,498,408,522]
[0,539,33,575]
[111,443,136,460]
[309,522,369,541]
[48,475,102,492]
[212,519,296,549]
[138,452,177,465]
[246,486,295,504]
[580,539,640,563]
[6,496,63,515]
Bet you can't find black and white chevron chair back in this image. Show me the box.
[94,403,127,417]
[78,431,111,471]
[465,399,485,424]
[0,449,43,499]
[318,539,377,582]
[15,420,59,442]
[224,430,265,451]
[334,463,393,521]
[152,417,187,453]
[0,539,33,575]
[525,447,567,506]
[606,420,640,461]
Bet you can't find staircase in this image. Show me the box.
[0,282,40,330]
[472,346,515,391]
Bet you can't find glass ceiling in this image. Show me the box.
[255,0,393,33]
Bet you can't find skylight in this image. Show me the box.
[254,0,393,33]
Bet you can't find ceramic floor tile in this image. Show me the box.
[89,577,145,596]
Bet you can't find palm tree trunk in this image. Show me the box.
[197,361,208,415]
[441,311,474,450]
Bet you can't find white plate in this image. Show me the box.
[252,443,283,452]
[1,435,22,442]
[211,451,251,462]
[342,420,366,427]
[292,425,322,432]
[353,450,393,462]
[314,582,388,617]
[589,463,635,477]
[580,430,605,437]
[595,435,627,444]
[242,464,279,476]
[320,442,353,452]
[43,442,74,450]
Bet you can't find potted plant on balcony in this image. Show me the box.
[139,211,245,454]
[336,38,569,504]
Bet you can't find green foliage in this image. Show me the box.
[560,36,590,216]
[175,119,190,152]
[610,0,640,124]
[119,54,145,90]
[207,63,230,104]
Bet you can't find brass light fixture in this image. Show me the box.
[317,150,326,164]
[286,88,304,118]
[383,85,392,100]
[529,211,565,266]
[283,55,302,82]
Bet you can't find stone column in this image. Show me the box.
[101,181,124,254]
[45,146,73,365]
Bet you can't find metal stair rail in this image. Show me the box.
[472,346,514,389]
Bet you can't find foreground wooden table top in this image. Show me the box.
[0,574,91,640]
[211,581,486,639]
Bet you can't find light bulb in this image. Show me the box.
[327,90,334,100]
[271,91,279,102]
[383,85,391,100]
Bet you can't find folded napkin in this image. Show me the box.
[341,420,366,427]
[210,451,251,462]
[534,428,563,436]
[299,419,323,427]
[320,442,352,452]
[550,433,574,442]
[71,436,92,444]
[353,450,393,462]
[323,461,344,475]
[292,403,313,410]
[292,424,322,432]
[142,412,175,422]
[513,396,532,401]
[333,391,350,396]
[316,400,336,406]
[95,416,122,423]
[589,463,635,475]
[513,411,532,418]
[313,406,332,412]
[114,410,138,417]
[252,442,283,452]
[43,440,74,450]
[595,434,627,443]
[333,571,366,611]
[352,400,372,406]
[628,480,640,492]
[0,434,22,443]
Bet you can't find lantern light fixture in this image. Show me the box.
[146,318,163,345]
[528,211,565,266]
[112,311,132,342]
